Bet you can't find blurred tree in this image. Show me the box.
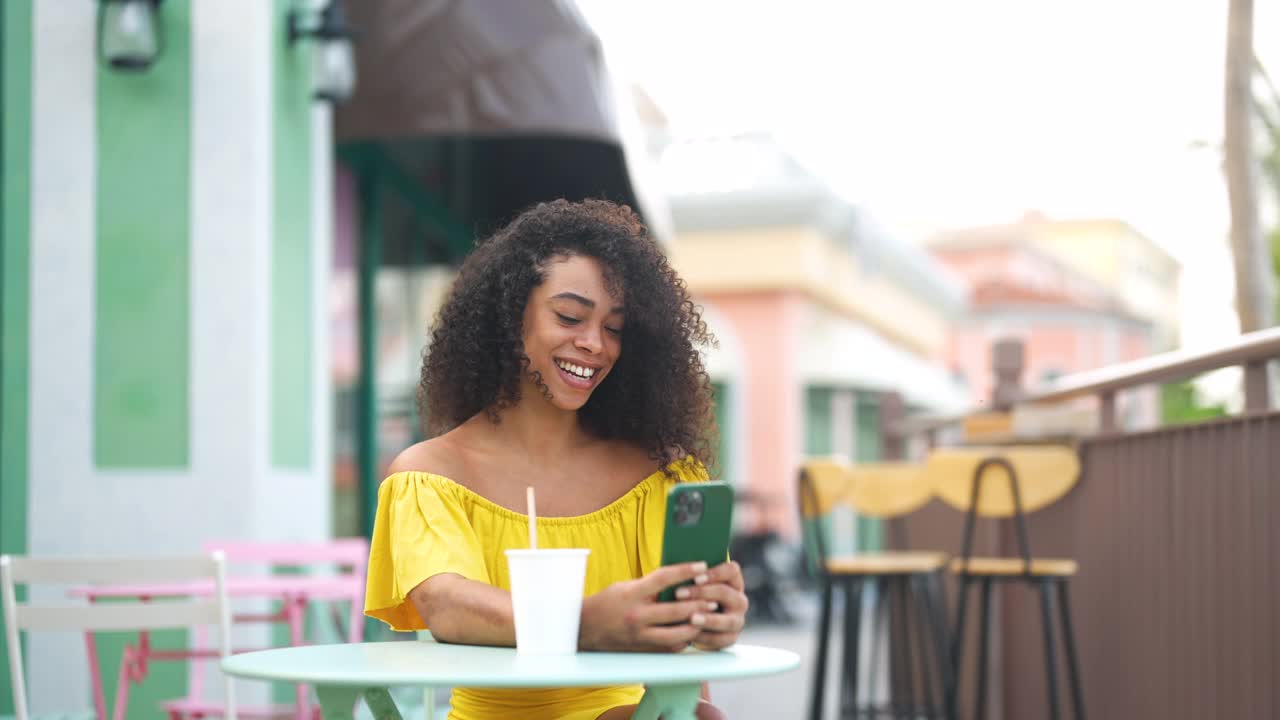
[1224,0,1276,332]
[1273,227,1280,320]
[1259,67,1280,178]
[1160,380,1227,425]
[1255,60,1280,319]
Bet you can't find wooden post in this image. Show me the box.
[991,338,1025,411]
[1243,360,1271,412]
[1099,390,1118,433]
[879,391,906,461]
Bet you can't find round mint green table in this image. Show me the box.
[222,640,799,720]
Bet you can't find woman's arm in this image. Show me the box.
[409,562,715,651]
[409,573,516,646]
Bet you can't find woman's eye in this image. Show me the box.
[605,326,623,336]
[555,313,581,325]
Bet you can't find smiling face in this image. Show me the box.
[519,254,625,412]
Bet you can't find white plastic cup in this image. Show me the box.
[505,548,590,655]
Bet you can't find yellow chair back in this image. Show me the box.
[798,457,851,519]
[798,458,932,519]
[924,445,1080,517]
[846,462,934,518]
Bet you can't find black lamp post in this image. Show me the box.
[98,0,163,72]
[289,1,358,103]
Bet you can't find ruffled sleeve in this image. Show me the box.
[364,472,490,631]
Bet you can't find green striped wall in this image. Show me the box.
[854,392,884,551]
[803,386,833,457]
[711,381,729,481]
[802,386,887,562]
[802,387,835,573]
[270,0,313,469]
[5,1,322,713]
[94,1,192,468]
[93,3,195,713]
[271,0,316,692]
[1,3,33,714]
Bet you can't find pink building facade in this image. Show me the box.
[932,241,1158,424]
[701,291,808,536]
[664,136,971,541]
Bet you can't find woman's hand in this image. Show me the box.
[673,560,748,651]
[579,562,714,653]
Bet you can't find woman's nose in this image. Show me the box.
[575,326,603,353]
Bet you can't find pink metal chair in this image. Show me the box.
[160,539,369,720]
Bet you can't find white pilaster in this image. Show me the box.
[190,0,272,533]
[26,3,96,712]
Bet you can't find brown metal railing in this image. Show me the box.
[1023,326,1280,428]
[896,326,1280,436]
[888,327,1280,719]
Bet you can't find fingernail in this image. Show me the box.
[691,613,706,625]
[705,601,718,611]
[694,573,709,585]
[692,562,708,572]
[676,587,691,600]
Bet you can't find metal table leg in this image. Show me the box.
[313,685,404,720]
[631,682,703,720]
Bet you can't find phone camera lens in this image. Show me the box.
[687,492,703,514]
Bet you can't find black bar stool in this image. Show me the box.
[799,459,955,720]
[928,447,1087,720]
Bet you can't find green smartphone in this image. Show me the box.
[658,481,735,602]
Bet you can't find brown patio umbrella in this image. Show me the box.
[336,0,618,142]
[334,0,658,265]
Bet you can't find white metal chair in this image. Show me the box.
[0,552,235,720]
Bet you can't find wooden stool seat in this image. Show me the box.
[951,556,1078,577]
[827,551,949,575]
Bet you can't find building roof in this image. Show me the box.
[660,134,969,314]
[930,241,1126,313]
[927,212,1181,272]
[926,212,1180,329]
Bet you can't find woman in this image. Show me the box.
[365,199,748,720]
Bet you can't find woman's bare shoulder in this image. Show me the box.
[385,435,465,479]
[600,440,668,479]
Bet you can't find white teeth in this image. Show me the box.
[557,361,596,379]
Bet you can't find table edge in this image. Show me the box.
[220,642,801,688]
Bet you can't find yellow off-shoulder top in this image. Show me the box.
[364,457,709,720]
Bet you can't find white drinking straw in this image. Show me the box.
[526,486,538,549]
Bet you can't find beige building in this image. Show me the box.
[928,213,1182,349]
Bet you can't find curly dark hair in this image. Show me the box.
[418,199,718,474]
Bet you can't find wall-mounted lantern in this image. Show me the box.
[288,1,358,103]
[98,0,164,72]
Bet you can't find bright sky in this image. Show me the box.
[578,0,1280,366]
